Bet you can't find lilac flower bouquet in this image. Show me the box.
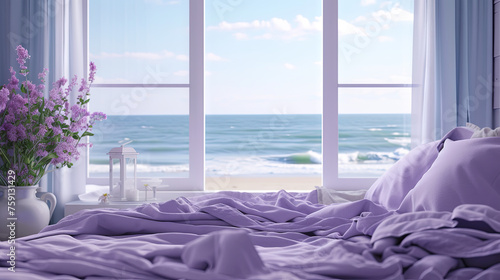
[0,45,106,186]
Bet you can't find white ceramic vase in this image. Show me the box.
[0,185,56,241]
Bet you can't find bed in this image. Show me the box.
[1,126,500,279]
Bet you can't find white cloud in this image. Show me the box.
[391,6,414,21]
[372,5,413,23]
[338,19,362,36]
[233,32,249,40]
[206,53,227,61]
[176,54,189,61]
[174,70,189,76]
[353,16,368,23]
[338,4,413,39]
[207,15,322,40]
[208,21,259,30]
[91,50,175,60]
[271,17,292,31]
[294,15,322,33]
[361,0,376,6]
[284,63,296,70]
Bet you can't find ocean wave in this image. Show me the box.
[384,137,411,147]
[89,148,409,177]
[267,151,322,164]
[338,148,409,164]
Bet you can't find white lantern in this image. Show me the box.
[107,141,139,201]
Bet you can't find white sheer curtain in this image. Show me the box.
[412,0,494,147]
[51,0,88,223]
[0,0,88,222]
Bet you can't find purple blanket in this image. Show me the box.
[1,190,500,279]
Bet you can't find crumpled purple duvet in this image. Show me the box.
[1,190,500,280]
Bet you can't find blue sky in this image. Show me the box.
[89,0,413,115]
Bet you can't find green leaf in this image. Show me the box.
[39,99,45,113]
[21,84,27,94]
[82,131,94,137]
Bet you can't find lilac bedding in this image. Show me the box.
[2,127,500,279]
[1,191,500,279]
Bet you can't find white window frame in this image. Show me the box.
[86,0,205,191]
[323,0,414,190]
[87,0,414,192]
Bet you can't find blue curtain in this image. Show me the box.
[412,0,494,145]
[0,1,55,92]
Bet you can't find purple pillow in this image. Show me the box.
[398,137,500,212]
[365,127,473,210]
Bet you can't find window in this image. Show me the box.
[324,0,414,189]
[205,0,322,190]
[88,0,204,190]
[87,0,413,191]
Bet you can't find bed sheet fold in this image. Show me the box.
[1,191,500,279]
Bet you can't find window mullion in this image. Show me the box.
[322,0,339,189]
[188,0,204,191]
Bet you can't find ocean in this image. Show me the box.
[89,114,411,178]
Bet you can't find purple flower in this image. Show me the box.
[36,150,49,157]
[79,78,89,93]
[10,94,28,115]
[71,104,87,119]
[7,67,19,91]
[5,123,17,141]
[16,125,27,141]
[90,112,107,125]
[46,100,55,111]
[65,75,78,96]
[38,68,48,83]
[29,88,43,102]
[0,88,9,111]
[89,62,97,83]
[37,126,47,137]
[16,45,30,75]
[0,46,105,186]
[23,81,36,97]
[54,77,67,89]
[4,112,15,123]
[52,126,63,136]
[49,88,63,106]
[45,116,54,129]
[37,83,45,93]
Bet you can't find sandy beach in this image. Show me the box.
[205,176,321,191]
